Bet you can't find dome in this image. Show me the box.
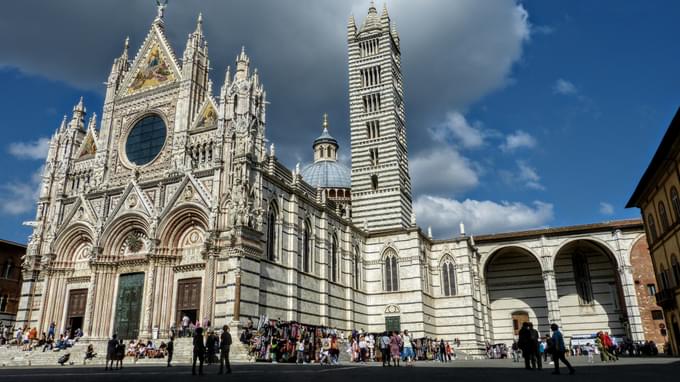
[300,160,351,189]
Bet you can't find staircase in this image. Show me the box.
[0,337,253,367]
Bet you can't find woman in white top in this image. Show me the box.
[402,330,415,366]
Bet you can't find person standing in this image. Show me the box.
[390,332,402,367]
[219,325,232,374]
[193,327,206,376]
[105,334,117,371]
[550,324,574,375]
[379,332,390,366]
[518,322,533,370]
[182,314,190,337]
[167,336,174,367]
[529,322,542,370]
[403,330,415,366]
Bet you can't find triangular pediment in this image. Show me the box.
[190,97,219,130]
[105,181,155,225]
[56,196,98,237]
[160,173,212,219]
[120,23,181,96]
[76,128,98,159]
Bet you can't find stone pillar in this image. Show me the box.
[83,270,99,338]
[16,270,40,329]
[618,265,645,341]
[542,270,562,326]
[140,261,156,339]
[203,253,217,326]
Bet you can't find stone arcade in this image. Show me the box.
[16,3,650,355]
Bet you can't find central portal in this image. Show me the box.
[176,277,202,330]
[113,273,145,339]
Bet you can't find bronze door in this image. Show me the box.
[113,273,145,339]
[176,278,201,327]
[66,288,87,332]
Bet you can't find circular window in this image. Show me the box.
[125,114,166,166]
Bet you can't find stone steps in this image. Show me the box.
[0,337,253,367]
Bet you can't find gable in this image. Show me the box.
[191,98,218,130]
[120,24,181,96]
[105,181,155,226]
[77,129,97,159]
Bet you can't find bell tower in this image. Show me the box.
[348,2,412,231]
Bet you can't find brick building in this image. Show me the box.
[0,239,25,326]
[630,235,667,348]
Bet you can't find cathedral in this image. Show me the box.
[16,3,657,355]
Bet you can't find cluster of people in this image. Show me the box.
[487,343,509,359]
[172,315,212,338]
[511,322,575,375]
[125,339,169,360]
[0,322,81,352]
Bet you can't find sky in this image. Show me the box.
[1,0,679,243]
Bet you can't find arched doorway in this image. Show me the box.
[554,240,626,339]
[485,247,548,345]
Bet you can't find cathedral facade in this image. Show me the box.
[17,4,652,355]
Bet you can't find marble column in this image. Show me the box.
[542,270,562,326]
[618,265,645,341]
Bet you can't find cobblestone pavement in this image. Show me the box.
[0,357,678,382]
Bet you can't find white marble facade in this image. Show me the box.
[16,4,648,356]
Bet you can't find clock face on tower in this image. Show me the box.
[124,114,167,166]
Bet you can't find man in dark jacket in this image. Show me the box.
[167,336,174,367]
[518,322,533,370]
[219,325,232,374]
[192,328,205,376]
[105,334,117,371]
[528,322,542,370]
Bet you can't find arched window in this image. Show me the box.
[3,260,12,279]
[659,202,670,232]
[672,187,680,222]
[303,221,311,273]
[383,249,399,292]
[0,293,6,312]
[441,257,456,296]
[659,266,671,290]
[572,252,594,305]
[330,234,338,283]
[672,256,680,287]
[266,204,277,261]
[353,246,361,290]
[647,213,658,242]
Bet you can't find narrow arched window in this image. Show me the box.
[573,252,594,305]
[672,256,680,287]
[384,249,399,292]
[441,257,456,296]
[266,206,277,261]
[354,246,361,290]
[330,234,338,283]
[659,202,670,232]
[671,187,680,221]
[3,260,12,279]
[647,213,658,242]
[0,294,7,312]
[303,222,311,273]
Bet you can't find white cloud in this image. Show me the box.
[414,195,554,237]
[8,137,50,160]
[500,160,545,190]
[411,147,479,196]
[599,202,614,215]
[553,78,578,95]
[0,167,42,216]
[516,160,545,190]
[431,111,486,149]
[500,130,536,152]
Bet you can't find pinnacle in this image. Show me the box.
[322,113,329,131]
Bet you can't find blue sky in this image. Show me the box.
[0,0,678,243]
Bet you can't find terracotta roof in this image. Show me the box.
[473,219,643,244]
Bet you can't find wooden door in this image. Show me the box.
[512,311,530,336]
[176,278,201,325]
[66,289,87,331]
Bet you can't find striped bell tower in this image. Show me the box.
[348,2,413,231]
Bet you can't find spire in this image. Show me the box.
[59,115,68,133]
[87,112,97,131]
[369,0,377,14]
[235,46,250,80]
[194,12,203,36]
[322,113,329,131]
[70,97,86,131]
[122,36,129,59]
[382,2,389,17]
